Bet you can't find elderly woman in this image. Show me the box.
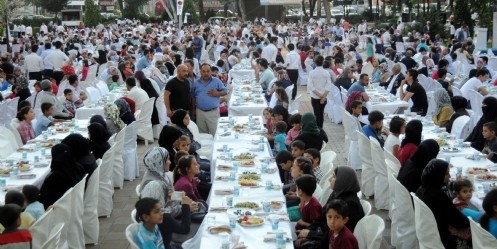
[114,98,136,125]
[432,89,454,127]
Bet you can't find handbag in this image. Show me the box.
[287,205,302,222]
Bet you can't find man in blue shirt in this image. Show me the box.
[191,31,203,61]
[362,110,387,147]
[347,74,370,102]
[0,74,15,91]
[136,48,153,71]
[191,64,227,135]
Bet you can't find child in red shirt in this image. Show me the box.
[327,200,359,249]
[0,204,32,248]
[294,174,322,231]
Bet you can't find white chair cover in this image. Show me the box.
[0,101,8,127]
[360,199,372,216]
[386,157,400,216]
[10,119,23,148]
[56,81,69,97]
[327,84,343,124]
[269,92,277,108]
[96,81,110,96]
[353,214,385,249]
[357,131,375,198]
[85,86,102,102]
[50,187,74,247]
[99,144,116,217]
[136,97,155,146]
[451,115,471,139]
[384,150,401,169]
[288,94,302,114]
[83,160,101,244]
[396,42,405,53]
[392,177,418,249]
[298,68,308,86]
[123,121,139,181]
[29,208,55,249]
[410,193,445,249]
[469,218,497,249]
[468,89,484,118]
[188,120,214,150]
[452,86,463,96]
[343,111,361,170]
[361,63,374,77]
[112,124,126,185]
[155,91,168,139]
[340,107,352,156]
[285,84,294,99]
[41,223,64,249]
[67,174,87,249]
[0,126,19,159]
[125,223,140,249]
[370,138,389,210]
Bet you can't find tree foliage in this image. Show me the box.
[183,0,199,23]
[38,0,70,17]
[122,0,149,18]
[83,0,101,27]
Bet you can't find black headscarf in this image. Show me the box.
[419,159,449,195]
[62,133,91,160]
[170,109,188,129]
[400,120,423,147]
[89,115,107,130]
[158,125,184,151]
[482,96,497,121]
[49,144,84,184]
[466,96,497,150]
[330,166,361,198]
[140,79,159,98]
[88,123,110,142]
[410,139,440,167]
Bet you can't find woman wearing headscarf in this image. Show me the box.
[466,96,497,151]
[397,120,423,165]
[416,159,469,249]
[104,103,125,133]
[446,96,469,133]
[88,123,111,159]
[139,76,160,127]
[397,139,440,193]
[432,89,454,127]
[295,167,364,248]
[170,109,201,155]
[114,98,136,125]
[89,114,114,137]
[294,112,329,150]
[62,133,97,177]
[39,144,85,209]
[121,96,136,114]
[159,125,184,170]
[139,147,194,249]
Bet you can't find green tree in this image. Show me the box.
[183,0,199,23]
[83,0,101,27]
[122,0,149,18]
[38,0,70,18]
[454,0,472,31]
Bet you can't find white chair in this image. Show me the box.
[50,187,74,247]
[96,80,110,96]
[319,187,332,206]
[361,63,374,77]
[188,120,213,160]
[0,126,19,159]
[399,63,407,75]
[343,111,362,170]
[353,214,385,249]
[125,223,140,249]
[154,90,169,139]
[298,68,308,86]
[391,176,418,249]
[370,138,389,210]
[269,92,277,108]
[99,145,116,217]
[357,131,375,198]
[9,118,23,148]
[319,150,336,174]
[467,89,484,118]
[29,208,55,249]
[131,209,138,223]
[451,115,471,139]
[112,125,126,185]
[83,160,101,245]
[360,199,372,216]
[313,184,323,200]
[340,107,352,157]
[469,218,497,249]
[288,94,302,114]
[0,97,19,127]
[41,223,64,249]
[135,184,141,198]
[452,86,463,96]
[67,174,88,249]
[85,86,102,102]
[396,42,405,54]
[285,84,294,100]
[123,122,139,181]
[319,167,334,190]
[136,97,155,146]
[326,84,343,124]
[410,193,445,249]
[384,150,401,170]
[386,157,400,217]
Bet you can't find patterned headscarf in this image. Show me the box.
[143,147,169,177]
[433,89,452,116]
[104,103,125,130]
[114,98,131,117]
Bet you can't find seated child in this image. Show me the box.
[452,179,482,222]
[304,148,323,184]
[35,102,56,136]
[263,107,273,132]
[81,59,89,81]
[22,185,45,221]
[0,204,32,247]
[294,174,322,231]
[325,199,359,249]
[134,198,165,249]
[0,191,35,233]
[482,121,497,163]
[109,74,120,91]
[480,189,497,239]
[63,89,76,115]
[286,157,314,207]
[273,121,288,154]
[6,85,18,99]
[286,113,302,146]
[275,150,294,185]
[291,140,306,158]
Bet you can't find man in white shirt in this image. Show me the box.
[308,55,332,128]
[25,45,44,81]
[65,75,87,108]
[126,77,150,111]
[285,43,301,100]
[44,41,68,85]
[40,23,48,34]
[261,37,278,64]
[460,68,490,100]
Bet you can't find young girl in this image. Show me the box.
[480,189,497,239]
[286,114,302,146]
[134,198,165,249]
[175,135,191,153]
[16,106,36,144]
[452,179,483,221]
[275,88,289,109]
[263,107,273,133]
[285,157,314,207]
[80,59,89,81]
[384,116,406,158]
[173,155,203,202]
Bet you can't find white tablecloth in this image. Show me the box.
[228,89,268,116]
[228,69,256,84]
[366,89,410,114]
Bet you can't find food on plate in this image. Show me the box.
[231,209,253,216]
[270,201,283,209]
[19,165,31,171]
[0,168,10,176]
[215,176,230,181]
[214,189,233,195]
[240,160,255,166]
[56,127,70,132]
[237,215,264,226]
[41,143,54,148]
[434,138,448,146]
[475,174,497,181]
[233,153,255,160]
[241,86,251,91]
[233,124,246,129]
[217,165,232,171]
[208,225,232,234]
[238,174,261,181]
[239,179,258,186]
[234,201,260,210]
[467,167,489,174]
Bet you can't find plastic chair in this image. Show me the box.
[361,63,374,78]
[269,92,277,108]
[83,160,101,244]
[135,184,141,198]
[154,90,168,139]
[319,187,332,206]
[113,125,127,185]
[353,214,385,249]
[467,89,484,117]
[391,176,418,249]
[319,150,337,174]
[386,157,400,219]
[136,97,155,146]
[319,168,334,190]
[188,120,214,160]
[369,138,389,210]
[285,84,294,99]
[123,122,139,181]
[67,174,88,249]
[410,193,445,249]
[9,118,23,148]
[360,199,372,216]
[50,187,74,247]
[125,223,141,249]
[469,218,497,249]
[41,223,64,249]
[357,131,375,198]
[327,84,343,124]
[312,184,323,200]
[452,86,463,97]
[451,115,471,139]
[98,144,116,217]
[343,111,362,170]
[130,209,138,224]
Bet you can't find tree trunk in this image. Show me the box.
[198,0,205,22]
[316,0,321,19]
[238,0,246,21]
[322,0,331,24]
[302,0,307,17]
[309,0,316,17]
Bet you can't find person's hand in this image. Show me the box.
[488,152,495,160]
[181,195,193,206]
[207,89,218,97]
[167,109,173,117]
[285,192,297,198]
[189,202,199,212]
[298,229,310,238]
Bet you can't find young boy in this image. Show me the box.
[326,199,359,249]
[291,140,306,158]
[294,174,322,231]
[273,121,288,153]
[63,89,76,115]
[304,148,323,183]
[35,102,55,135]
[452,179,483,221]
[1,191,35,233]
[109,74,120,91]
[0,204,32,247]
[362,110,387,147]
[350,100,366,128]
[482,121,497,163]
[22,185,45,221]
[286,113,302,146]
[275,150,294,184]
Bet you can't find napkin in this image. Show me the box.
[209,206,229,212]
[232,242,247,249]
[263,233,291,242]
[214,189,233,195]
[217,165,232,171]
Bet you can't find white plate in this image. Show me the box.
[227,208,256,216]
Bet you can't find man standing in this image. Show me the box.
[25,45,44,81]
[191,64,227,135]
[44,41,68,85]
[191,31,203,61]
[164,64,191,117]
[285,43,300,100]
[262,37,278,64]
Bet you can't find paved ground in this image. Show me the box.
[86,86,392,249]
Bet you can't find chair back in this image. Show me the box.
[328,84,343,124]
[125,223,141,249]
[361,63,374,78]
[67,174,87,249]
[99,144,116,217]
[410,193,445,249]
[313,184,323,200]
[360,199,372,216]
[137,97,155,143]
[319,151,336,175]
[396,42,405,53]
[85,86,102,102]
[187,121,201,141]
[288,94,302,114]
[131,209,138,223]
[83,160,101,244]
[353,214,385,249]
[269,92,277,108]
[384,150,401,169]
[0,126,19,159]
[41,223,65,249]
[469,218,497,249]
[467,89,484,117]
[51,187,74,247]
[370,137,389,210]
[357,131,375,198]
[96,81,110,96]
[157,90,169,125]
[285,84,294,99]
[391,176,418,249]
[9,119,23,148]
[123,121,139,181]
[451,115,471,139]
[135,184,141,198]
[320,168,334,190]
[319,187,332,206]
[29,208,55,249]
[452,86,463,96]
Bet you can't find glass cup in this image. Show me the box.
[262,201,271,213]
[34,156,39,163]
[22,152,27,160]
[482,182,491,194]
[258,142,265,152]
[233,185,240,197]
[269,215,280,232]
[473,151,481,161]
[229,171,236,182]
[265,180,273,191]
[225,196,233,207]
[41,148,46,155]
[228,214,237,229]
[206,214,216,226]
[223,145,228,153]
